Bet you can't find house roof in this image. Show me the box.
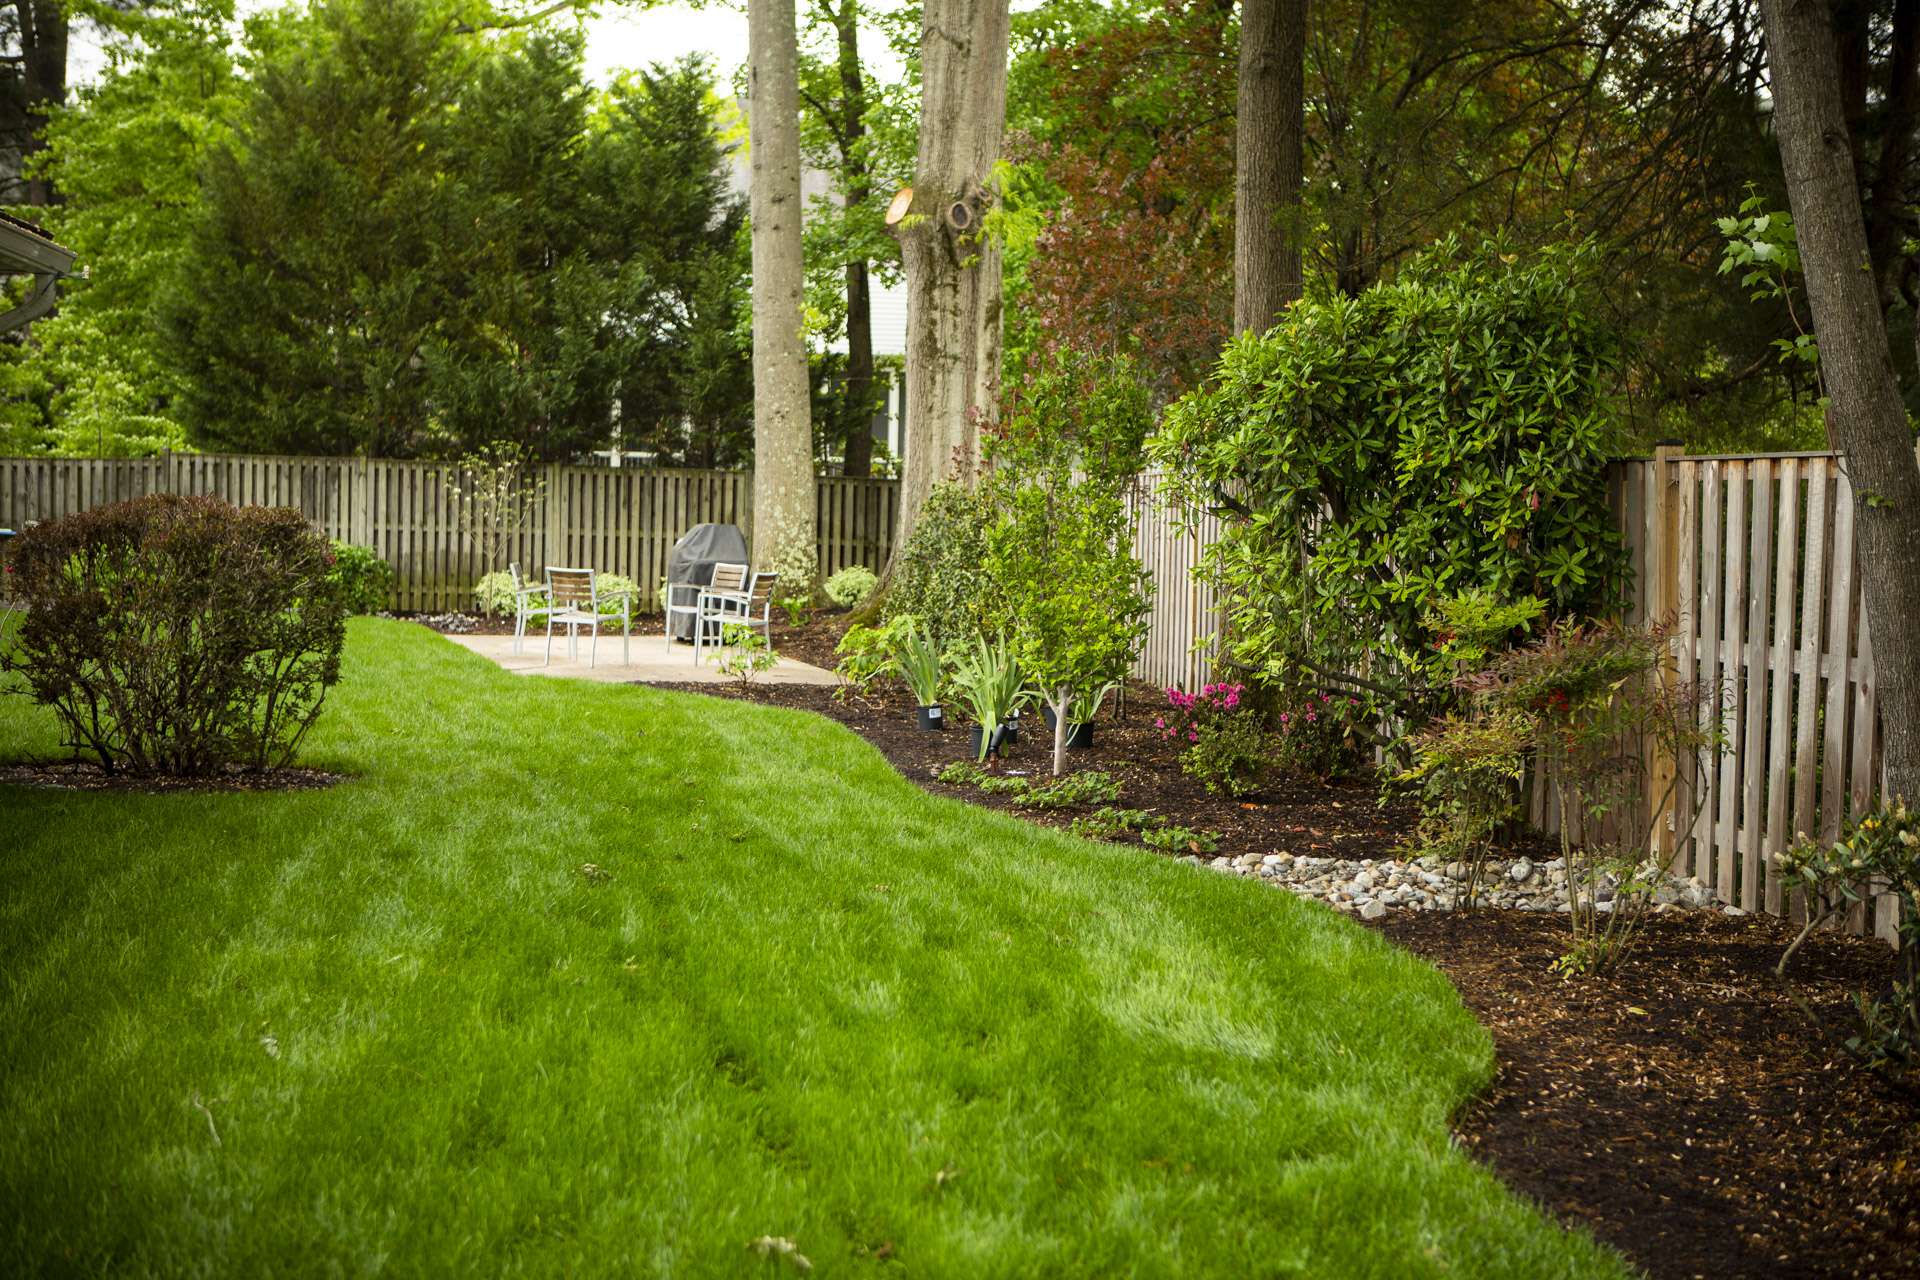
[0,210,74,276]
[0,209,77,333]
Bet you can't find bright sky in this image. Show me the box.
[69,1,909,89]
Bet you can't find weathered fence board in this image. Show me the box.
[0,454,893,614]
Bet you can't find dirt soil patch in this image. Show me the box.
[0,760,347,794]
[660,615,1918,1280]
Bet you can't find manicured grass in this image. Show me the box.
[0,620,1627,1277]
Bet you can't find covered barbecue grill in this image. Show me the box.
[664,523,749,641]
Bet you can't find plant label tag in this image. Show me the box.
[927,708,941,723]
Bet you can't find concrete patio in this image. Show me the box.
[443,630,838,686]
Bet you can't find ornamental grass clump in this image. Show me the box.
[2,494,346,776]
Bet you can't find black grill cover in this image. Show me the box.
[665,522,749,640]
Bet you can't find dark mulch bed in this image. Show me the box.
[659,615,1918,1280]
[0,760,347,794]
[1382,910,1919,1280]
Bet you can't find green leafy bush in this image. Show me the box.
[823,565,878,608]
[1016,770,1121,810]
[1395,708,1532,908]
[1149,238,1628,726]
[2,495,346,775]
[1774,798,1919,1083]
[884,482,996,648]
[834,617,910,698]
[474,570,518,617]
[1141,824,1221,856]
[327,540,393,615]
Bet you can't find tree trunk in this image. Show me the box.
[748,0,818,590]
[1760,0,1920,808]
[844,257,877,476]
[0,0,68,206]
[1050,686,1070,778]
[893,0,1011,549]
[1233,0,1306,333]
[833,0,877,478]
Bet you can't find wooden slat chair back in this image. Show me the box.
[549,568,596,610]
[542,566,629,668]
[708,562,749,596]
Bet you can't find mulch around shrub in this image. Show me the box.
[1383,910,1919,1280]
[653,616,1918,1280]
[0,760,347,794]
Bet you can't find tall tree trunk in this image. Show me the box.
[0,0,68,206]
[844,257,876,475]
[1233,0,1306,332]
[832,0,877,478]
[893,0,1011,549]
[1760,0,1920,809]
[748,0,818,590]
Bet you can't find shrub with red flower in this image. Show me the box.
[1158,682,1264,796]
[1271,690,1370,780]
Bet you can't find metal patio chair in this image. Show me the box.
[506,562,550,656]
[543,566,632,667]
[694,568,778,665]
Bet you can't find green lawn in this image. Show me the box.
[0,620,1627,1278]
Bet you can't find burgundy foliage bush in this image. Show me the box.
[3,495,347,776]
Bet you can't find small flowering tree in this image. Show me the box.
[990,474,1152,776]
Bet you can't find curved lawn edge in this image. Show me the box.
[0,620,1631,1277]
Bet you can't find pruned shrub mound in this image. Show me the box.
[327,540,394,615]
[823,564,878,609]
[3,495,348,777]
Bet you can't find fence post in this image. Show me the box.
[543,464,564,571]
[1648,441,1685,870]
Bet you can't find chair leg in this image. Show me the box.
[589,621,598,668]
[544,613,554,666]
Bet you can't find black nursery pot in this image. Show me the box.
[968,724,1012,760]
[1003,710,1020,746]
[1040,704,1095,749]
[916,704,946,731]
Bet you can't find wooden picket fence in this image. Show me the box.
[0,453,898,613]
[1125,449,1902,942]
